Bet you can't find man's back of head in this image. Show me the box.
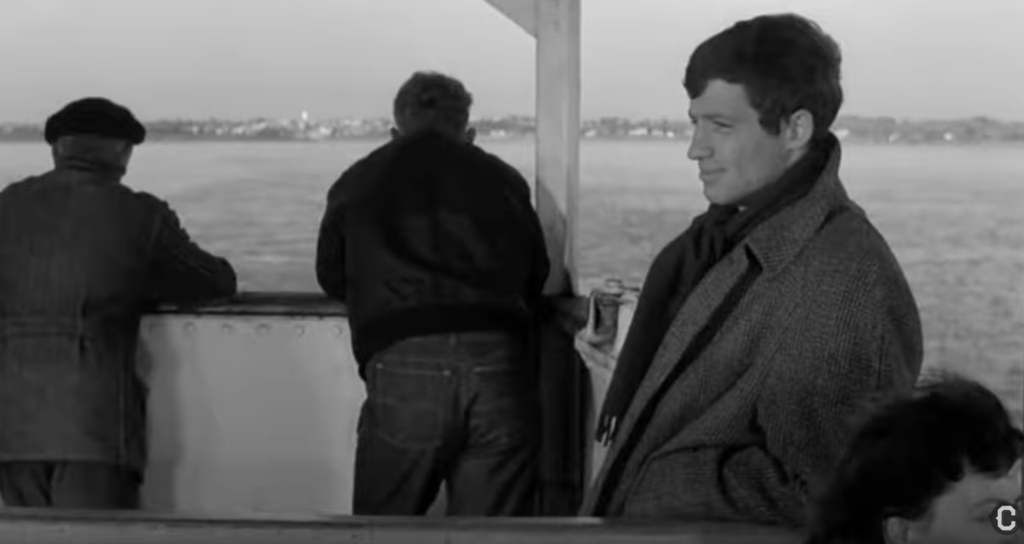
[806,372,1023,544]
[392,71,476,142]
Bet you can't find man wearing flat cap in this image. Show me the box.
[0,97,238,509]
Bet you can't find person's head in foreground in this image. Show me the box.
[44,97,146,176]
[391,70,476,143]
[806,372,1023,544]
[683,13,843,206]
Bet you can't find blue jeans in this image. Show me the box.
[353,331,539,516]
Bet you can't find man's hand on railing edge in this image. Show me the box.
[574,332,617,376]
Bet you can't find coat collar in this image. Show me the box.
[742,139,858,276]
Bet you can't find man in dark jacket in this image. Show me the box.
[316,71,550,516]
[0,97,237,509]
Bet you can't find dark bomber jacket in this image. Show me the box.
[316,130,550,373]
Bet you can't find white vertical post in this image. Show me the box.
[483,0,581,296]
[534,0,581,296]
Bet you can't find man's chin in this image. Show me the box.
[702,188,731,206]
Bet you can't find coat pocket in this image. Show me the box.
[0,318,125,459]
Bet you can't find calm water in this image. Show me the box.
[1,139,1021,420]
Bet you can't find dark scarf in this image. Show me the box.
[596,135,837,445]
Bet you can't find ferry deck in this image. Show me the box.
[0,1,809,541]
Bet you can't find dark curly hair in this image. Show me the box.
[684,13,843,141]
[392,71,473,136]
[805,371,1024,543]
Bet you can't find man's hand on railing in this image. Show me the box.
[574,330,617,376]
[574,285,633,377]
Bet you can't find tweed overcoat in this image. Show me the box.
[580,141,924,526]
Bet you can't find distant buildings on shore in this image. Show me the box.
[1,114,1021,145]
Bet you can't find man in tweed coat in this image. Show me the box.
[581,14,923,526]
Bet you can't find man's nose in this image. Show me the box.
[687,126,711,161]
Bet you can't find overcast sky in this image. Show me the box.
[0,0,1020,122]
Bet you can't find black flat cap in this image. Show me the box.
[44,97,146,145]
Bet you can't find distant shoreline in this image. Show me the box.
[1,135,1021,147]
[2,115,1023,146]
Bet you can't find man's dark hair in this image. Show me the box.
[683,13,843,141]
[805,371,1024,543]
[393,71,473,136]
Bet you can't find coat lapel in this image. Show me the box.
[599,243,754,463]
[584,247,755,514]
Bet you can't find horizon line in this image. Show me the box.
[1,113,1021,125]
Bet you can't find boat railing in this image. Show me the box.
[0,284,801,542]
[0,508,801,543]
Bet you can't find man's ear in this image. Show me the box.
[390,127,401,140]
[465,126,476,144]
[782,109,814,152]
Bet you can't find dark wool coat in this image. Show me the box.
[0,160,236,470]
